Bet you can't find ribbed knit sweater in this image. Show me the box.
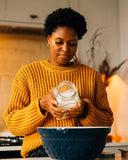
[5,60,113,158]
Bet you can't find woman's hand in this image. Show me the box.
[65,99,88,118]
[39,88,65,119]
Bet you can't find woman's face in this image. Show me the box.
[48,26,78,66]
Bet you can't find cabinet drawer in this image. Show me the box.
[0,0,69,28]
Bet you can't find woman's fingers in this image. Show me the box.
[65,105,82,118]
[49,98,58,106]
[47,101,65,118]
[40,88,67,119]
[65,100,87,118]
[50,105,65,118]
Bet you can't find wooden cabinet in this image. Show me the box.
[0,0,69,28]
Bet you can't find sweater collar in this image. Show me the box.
[40,60,81,72]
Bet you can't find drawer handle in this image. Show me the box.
[30,15,38,19]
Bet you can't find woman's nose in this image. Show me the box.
[62,43,69,52]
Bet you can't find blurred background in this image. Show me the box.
[0,0,128,142]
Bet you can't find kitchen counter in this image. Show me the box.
[1,142,127,152]
[0,146,21,151]
[1,143,128,159]
[0,146,22,158]
[0,154,127,160]
[103,142,128,153]
[1,142,127,151]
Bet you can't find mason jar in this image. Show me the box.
[53,81,80,111]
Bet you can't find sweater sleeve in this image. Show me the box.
[4,66,48,136]
[79,72,113,126]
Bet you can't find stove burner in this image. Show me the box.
[0,136,23,146]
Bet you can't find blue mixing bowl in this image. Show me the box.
[37,127,111,160]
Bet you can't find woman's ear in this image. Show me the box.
[47,36,51,45]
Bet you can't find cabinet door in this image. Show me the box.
[0,0,6,20]
[5,0,69,27]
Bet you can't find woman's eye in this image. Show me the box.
[68,43,77,46]
[56,41,63,44]
[55,41,77,46]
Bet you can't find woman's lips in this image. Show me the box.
[59,54,70,58]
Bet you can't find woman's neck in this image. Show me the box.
[48,60,74,67]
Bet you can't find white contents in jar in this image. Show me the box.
[54,81,80,111]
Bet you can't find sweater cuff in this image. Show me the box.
[79,98,93,119]
[77,99,88,119]
[31,99,48,119]
[38,99,46,115]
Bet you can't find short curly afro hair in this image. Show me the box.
[44,8,87,40]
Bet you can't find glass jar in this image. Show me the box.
[53,81,80,111]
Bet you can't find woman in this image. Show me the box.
[5,8,113,158]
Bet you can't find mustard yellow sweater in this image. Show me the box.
[5,60,113,158]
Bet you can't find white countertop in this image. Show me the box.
[1,142,128,151]
[0,145,22,151]
[106,142,128,147]
[1,143,128,160]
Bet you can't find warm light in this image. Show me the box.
[106,74,128,142]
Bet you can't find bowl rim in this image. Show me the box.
[38,126,110,129]
[37,126,111,134]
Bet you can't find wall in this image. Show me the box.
[70,0,119,70]
[106,75,128,142]
[119,0,128,63]
[107,0,128,142]
[103,0,128,142]
[0,33,50,135]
